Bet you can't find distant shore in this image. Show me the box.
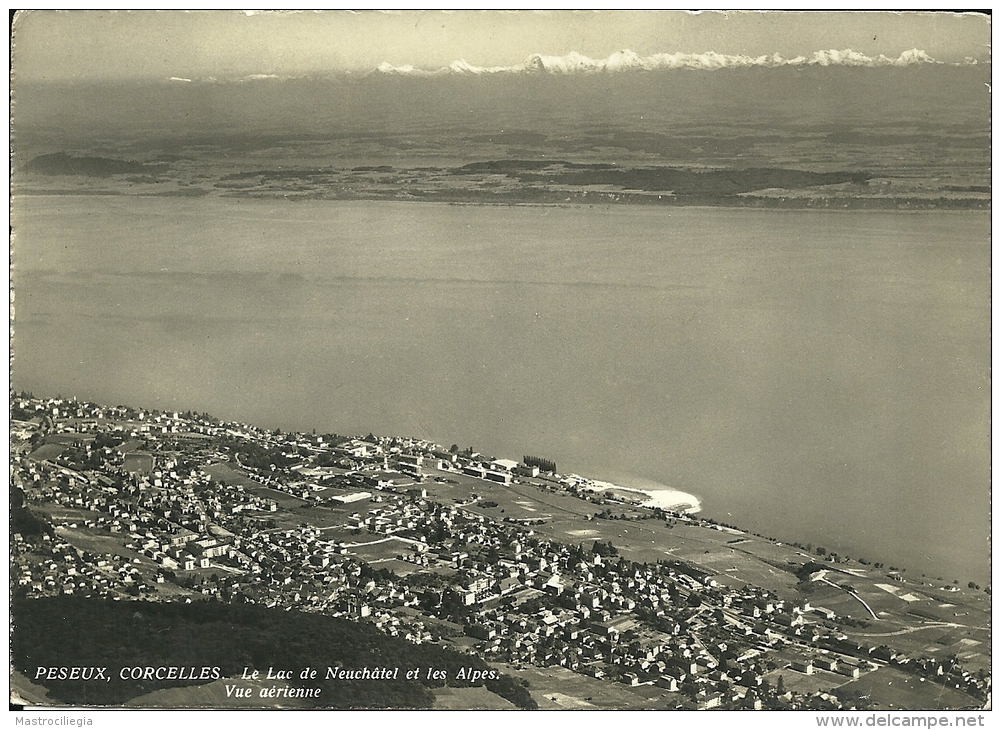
[11,185,991,212]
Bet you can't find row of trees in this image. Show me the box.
[523,456,556,473]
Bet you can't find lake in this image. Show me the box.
[12,195,991,583]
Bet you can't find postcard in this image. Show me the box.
[9,10,991,717]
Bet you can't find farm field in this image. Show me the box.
[35,505,102,524]
[55,525,138,558]
[842,619,992,677]
[364,558,421,576]
[276,506,358,530]
[42,433,93,445]
[490,663,681,710]
[839,666,980,711]
[431,685,516,709]
[27,444,67,461]
[123,453,154,473]
[349,536,419,562]
[422,466,599,520]
[764,665,853,697]
[205,463,307,508]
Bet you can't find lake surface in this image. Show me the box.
[12,195,991,583]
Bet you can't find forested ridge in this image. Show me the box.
[11,594,536,708]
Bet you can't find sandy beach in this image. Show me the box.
[576,478,702,514]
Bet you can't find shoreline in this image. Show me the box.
[10,189,991,213]
[572,477,702,514]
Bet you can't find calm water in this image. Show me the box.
[12,196,991,583]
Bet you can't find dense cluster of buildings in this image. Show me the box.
[10,393,990,709]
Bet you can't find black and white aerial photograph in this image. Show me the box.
[8,10,992,718]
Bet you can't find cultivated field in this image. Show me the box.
[431,685,516,709]
[840,666,980,711]
[349,536,419,562]
[489,662,682,710]
[27,444,67,461]
[205,463,308,508]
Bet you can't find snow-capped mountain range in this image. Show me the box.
[375,48,965,77]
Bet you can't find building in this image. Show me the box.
[342,440,382,458]
[698,692,723,710]
[816,656,838,673]
[484,470,512,485]
[790,658,814,675]
[490,459,519,473]
[395,454,423,476]
[514,463,540,478]
[331,491,372,504]
[837,659,861,679]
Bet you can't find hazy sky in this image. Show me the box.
[13,10,991,82]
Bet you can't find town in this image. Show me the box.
[10,393,991,710]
